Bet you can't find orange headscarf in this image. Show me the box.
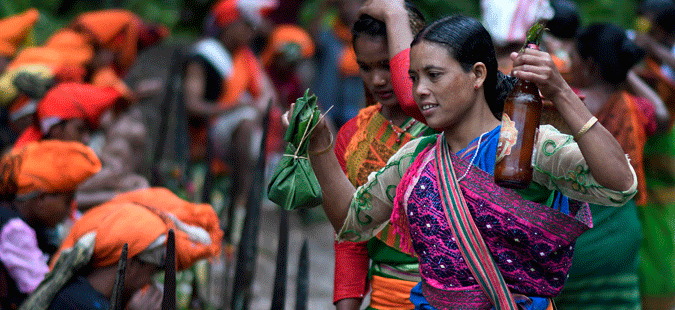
[53,187,222,270]
[6,47,66,72]
[218,47,263,108]
[595,91,649,206]
[43,29,95,68]
[13,83,122,148]
[91,66,134,101]
[333,20,359,76]
[211,0,278,27]
[71,9,157,74]
[0,140,101,198]
[6,46,86,84]
[0,9,39,58]
[261,24,315,67]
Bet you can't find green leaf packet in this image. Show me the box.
[267,89,324,210]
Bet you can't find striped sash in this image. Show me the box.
[434,135,518,310]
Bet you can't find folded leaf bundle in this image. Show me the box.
[267,89,323,210]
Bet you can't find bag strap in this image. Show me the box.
[434,137,518,310]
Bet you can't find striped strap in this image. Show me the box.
[434,137,518,310]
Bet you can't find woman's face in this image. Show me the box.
[221,19,255,49]
[354,35,397,107]
[567,44,592,88]
[48,118,90,145]
[409,41,479,130]
[30,192,74,227]
[125,258,161,293]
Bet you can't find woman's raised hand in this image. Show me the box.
[510,48,571,102]
[281,102,332,153]
[359,0,406,22]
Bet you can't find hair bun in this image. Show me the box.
[494,71,518,118]
[578,23,643,85]
[619,36,645,73]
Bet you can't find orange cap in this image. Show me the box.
[261,24,315,67]
[53,187,222,269]
[44,29,95,67]
[72,10,142,73]
[0,140,101,197]
[0,9,39,57]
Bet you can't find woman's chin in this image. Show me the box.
[424,119,445,131]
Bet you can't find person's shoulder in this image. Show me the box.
[339,114,360,132]
[397,134,438,158]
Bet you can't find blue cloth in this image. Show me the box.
[456,126,570,215]
[410,282,550,310]
[312,30,364,127]
[49,276,110,310]
[409,127,560,310]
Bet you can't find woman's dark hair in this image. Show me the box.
[412,15,513,118]
[351,1,426,42]
[639,0,674,17]
[654,4,675,34]
[547,0,581,39]
[0,153,20,202]
[576,23,645,85]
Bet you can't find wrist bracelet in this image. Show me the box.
[574,116,598,140]
[309,132,334,156]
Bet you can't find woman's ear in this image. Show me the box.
[472,62,488,89]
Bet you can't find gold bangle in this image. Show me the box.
[309,132,334,156]
[574,116,598,140]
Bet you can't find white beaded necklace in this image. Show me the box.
[456,131,489,182]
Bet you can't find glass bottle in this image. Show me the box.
[494,22,546,189]
[494,78,543,189]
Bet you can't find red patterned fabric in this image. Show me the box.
[333,116,359,174]
[332,116,369,302]
[13,83,122,148]
[391,49,425,124]
[333,240,370,303]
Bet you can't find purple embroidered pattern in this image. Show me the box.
[405,145,592,308]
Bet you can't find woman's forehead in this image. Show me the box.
[410,41,455,69]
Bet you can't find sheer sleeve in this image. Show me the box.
[0,219,49,294]
[337,138,422,241]
[532,125,638,206]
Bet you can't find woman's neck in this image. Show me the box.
[12,200,35,226]
[86,267,116,299]
[443,102,500,152]
[579,82,619,115]
[380,103,409,127]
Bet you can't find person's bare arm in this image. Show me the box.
[627,69,671,131]
[639,34,675,70]
[359,0,412,60]
[308,123,356,231]
[183,62,231,117]
[253,67,279,112]
[511,49,635,191]
[335,298,363,310]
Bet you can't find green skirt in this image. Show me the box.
[637,202,675,297]
[555,201,643,309]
